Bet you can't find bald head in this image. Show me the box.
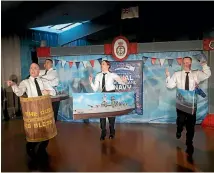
[30,63,40,78]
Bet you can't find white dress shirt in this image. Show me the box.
[11,76,56,97]
[40,68,59,87]
[166,64,211,91]
[90,71,125,92]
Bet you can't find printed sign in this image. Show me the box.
[110,60,143,114]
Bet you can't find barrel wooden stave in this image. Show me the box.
[20,95,57,142]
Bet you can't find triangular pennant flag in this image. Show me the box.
[159,59,165,66]
[177,57,183,65]
[102,56,108,60]
[98,58,102,65]
[90,60,95,67]
[168,59,173,67]
[54,59,59,67]
[61,60,67,68]
[82,61,88,68]
[142,56,148,64]
[76,62,80,69]
[151,58,156,65]
[69,61,73,68]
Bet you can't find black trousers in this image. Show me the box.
[52,101,60,121]
[176,109,196,145]
[100,90,116,135]
[100,117,116,135]
[26,140,49,158]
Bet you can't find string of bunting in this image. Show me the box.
[54,58,103,69]
[54,55,202,69]
[142,56,184,67]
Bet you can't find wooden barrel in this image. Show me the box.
[20,95,57,142]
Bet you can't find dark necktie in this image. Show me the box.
[34,78,42,96]
[185,72,189,90]
[102,73,107,92]
[44,70,48,75]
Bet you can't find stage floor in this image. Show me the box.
[2,119,214,172]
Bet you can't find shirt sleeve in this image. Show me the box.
[166,73,177,89]
[197,64,211,83]
[11,80,27,97]
[42,80,56,96]
[41,70,59,87]
[90,74,100,92]
[112,73,126,85]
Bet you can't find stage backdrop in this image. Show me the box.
[54,51,209,124]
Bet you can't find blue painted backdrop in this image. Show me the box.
[54,51,209,124]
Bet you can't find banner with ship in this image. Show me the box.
[176,89,197,115]
[73,92,135,120]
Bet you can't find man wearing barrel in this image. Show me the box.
[40,58,60,121]
[7,63,57,164]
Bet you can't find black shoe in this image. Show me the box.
[100,136,105,141]
[109,134,115,139]
[176,132,181,139]
[100,130,106,141]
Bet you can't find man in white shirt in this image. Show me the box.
[40,58,60,121]
[165,57,211,154]
[7,63,56,166]
[89,60,127,140]
[40,59,59,87]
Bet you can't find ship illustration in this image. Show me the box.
[73,94,135,120]
[176,91,197,114]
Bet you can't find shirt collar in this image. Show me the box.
[47,68,53,72]
[102,71,110,74]
[182,70,192,74]
[29,76,39,81]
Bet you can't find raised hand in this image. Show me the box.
[121,76,128,83]
[6,80,15,87]
[165,68,170,77]
[89,75,93,83]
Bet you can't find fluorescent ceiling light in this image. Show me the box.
[30,22,86,33]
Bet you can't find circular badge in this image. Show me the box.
[209,40,214,49]
[112,36,130,61]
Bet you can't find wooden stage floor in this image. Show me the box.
[2,119,214,172]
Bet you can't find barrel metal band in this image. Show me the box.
[26,131,57,142]
[20,95,51,102]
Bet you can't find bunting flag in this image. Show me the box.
[90,60,95,67]
[142,56,148,64]
[75,62,80,69]
[82,61,88,68]
[177,58,183,65]
[69,62,73,68]
[98,58,102,65]
[151,58,156,65]
[61,60,67,68]
[168,59,173,67]
[159,59,165,66]
[54,59,59,67]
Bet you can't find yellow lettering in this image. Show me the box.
[40,110,44,115]
[24,123,31,129]
[38,122,43,128]
[34,123,38,128]
[25,112,37,117]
